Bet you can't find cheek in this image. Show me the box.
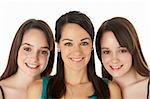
[60,48,69,58]
[40,56,49,65]
[83,49,91,54]
[101,55,111,65]
[82,46,92,54]
[17,50,27,63]
[120,54,132,64]
[61,52,68,62]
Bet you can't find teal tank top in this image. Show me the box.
[41,77,108,99]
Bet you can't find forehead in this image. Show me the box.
[60,23,91,40]
[101,31,120,47]
[22,28,48,46]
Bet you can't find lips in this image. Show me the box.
[70,57,84,62]
[25,63,39,69]
[110,65,123,70]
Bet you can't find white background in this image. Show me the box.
[0,0,150,77]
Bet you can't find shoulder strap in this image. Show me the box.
[0,85,5,99]
[41,76,50,99]
[147,78,150,99]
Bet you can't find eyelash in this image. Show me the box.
[23,47,49,56]
[119,49,128,53]
[40,50,49,56]
[24,47,31,52]
[64,42,89,47]
[102,50,110,55]
[81,42,89,46]
[102,48,128,55]
[64,42,72,46]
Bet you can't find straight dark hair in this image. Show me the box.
[95,17,150,80]
[46,11,110,99]
[0,19,55,80]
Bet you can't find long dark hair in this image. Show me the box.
[95,17,150,80]
[0,19,55,80]
[46,11,110,98]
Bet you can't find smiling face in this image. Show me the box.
[17,28,50,77]
[57,23,93,72]
[101,31,133,78]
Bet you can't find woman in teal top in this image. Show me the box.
[0,19,55,99]
[41,76,109,99]
[28,11,122,99]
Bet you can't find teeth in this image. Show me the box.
[110,65,123,70]
[71,58,83,62]
[25,63,39,69]
[112,67,120,69]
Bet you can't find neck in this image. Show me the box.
[64,67,89,85]
[10,69,40,89]
[113,67,143,89]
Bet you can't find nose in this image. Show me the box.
[28,52,39,63]
[111,53,119,63]
[72,45,82,56]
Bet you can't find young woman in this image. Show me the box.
[28,11,121,99]
[0,19,55,99]
[95,17,150,99]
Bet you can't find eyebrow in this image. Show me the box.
[81,37,91,41]
[101,46,126,50]
[21,43,50,50]
[21,43,33,47]
[41,47,50,50]
[62,37,91,42]
[101,47,109,50]
[62,39,73,42]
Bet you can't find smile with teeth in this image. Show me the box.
[110,65,123,70]
[25,63,39,69]
[70,57,84,62]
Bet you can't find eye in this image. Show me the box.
[119,48,128,53]
[102,50,110,55]
[64,42,72,47]
[40,50,49,56]
[81,42,89,46]
[23,47,31,52]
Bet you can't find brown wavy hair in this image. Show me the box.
[95,17,150,80]
[0,19,55,80]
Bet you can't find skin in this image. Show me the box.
[17,29,50,77]
[101,31,149,99]
[28,24,122,99]
[58,23,94,98]
[0,28,50,99]
[101,31,132,78]
[0,90,3,99]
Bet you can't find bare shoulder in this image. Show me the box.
[108,80,120,91]
[0,79,7,88]
[0,79,6,86]
[0,81,2,86]
[27,79,43,99]
[108,80,122,99]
